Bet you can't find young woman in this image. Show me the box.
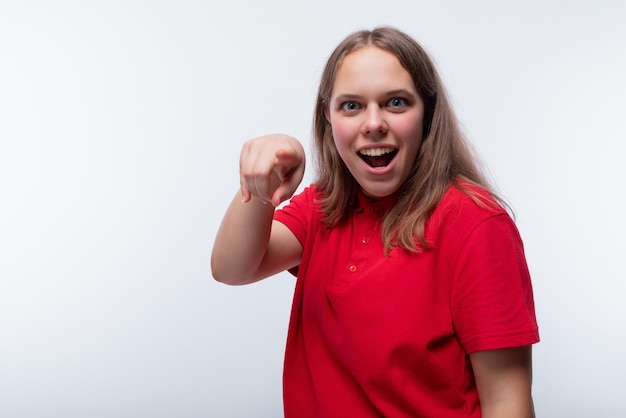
[212,26,539,418]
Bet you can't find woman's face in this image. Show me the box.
[325,46,425,198]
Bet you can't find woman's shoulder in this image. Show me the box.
[286,183,323,206]
[274,184,323,242]
[431,181,509,234]
[440,180,506,215]
[277,183,325,218]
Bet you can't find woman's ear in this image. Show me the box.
[322,100,331,122]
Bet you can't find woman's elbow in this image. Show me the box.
[210,256,255,286]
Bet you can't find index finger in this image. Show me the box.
[274,148,299,167]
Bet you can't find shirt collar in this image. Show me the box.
[353,189,400,214]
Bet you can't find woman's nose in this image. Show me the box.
[361,105,388,136]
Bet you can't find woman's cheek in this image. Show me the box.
[331,120,358,147]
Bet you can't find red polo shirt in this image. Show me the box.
[274,183,539,418]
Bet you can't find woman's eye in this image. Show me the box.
[341,101,359,111]
[388,97,407,108]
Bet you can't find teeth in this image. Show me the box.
[359,147,395,157]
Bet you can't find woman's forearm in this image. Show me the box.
[211,191,276,285]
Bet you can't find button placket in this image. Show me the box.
[345,203,379,278]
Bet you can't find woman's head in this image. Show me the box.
[314,27,438,192]
[313,26,493,251]
[323,45,426,199]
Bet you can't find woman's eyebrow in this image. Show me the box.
[385,89,416,97]
[333,93,361,101]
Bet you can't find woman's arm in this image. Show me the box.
[470,345,535,418]
[211,134,305,285]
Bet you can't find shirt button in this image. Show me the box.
[349,265,357,273]
[365,207,374,214]
[361,236,370,245]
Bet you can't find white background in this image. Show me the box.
[1,1,625,417]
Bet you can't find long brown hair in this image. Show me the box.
[313,26,505,253]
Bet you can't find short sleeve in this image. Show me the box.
[273,186,316,247]
[451,213,539,353]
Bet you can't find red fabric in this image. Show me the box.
[274,183,539,418]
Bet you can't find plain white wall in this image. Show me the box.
[1,0,624,417]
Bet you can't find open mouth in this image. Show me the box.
[358,147,398,168]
